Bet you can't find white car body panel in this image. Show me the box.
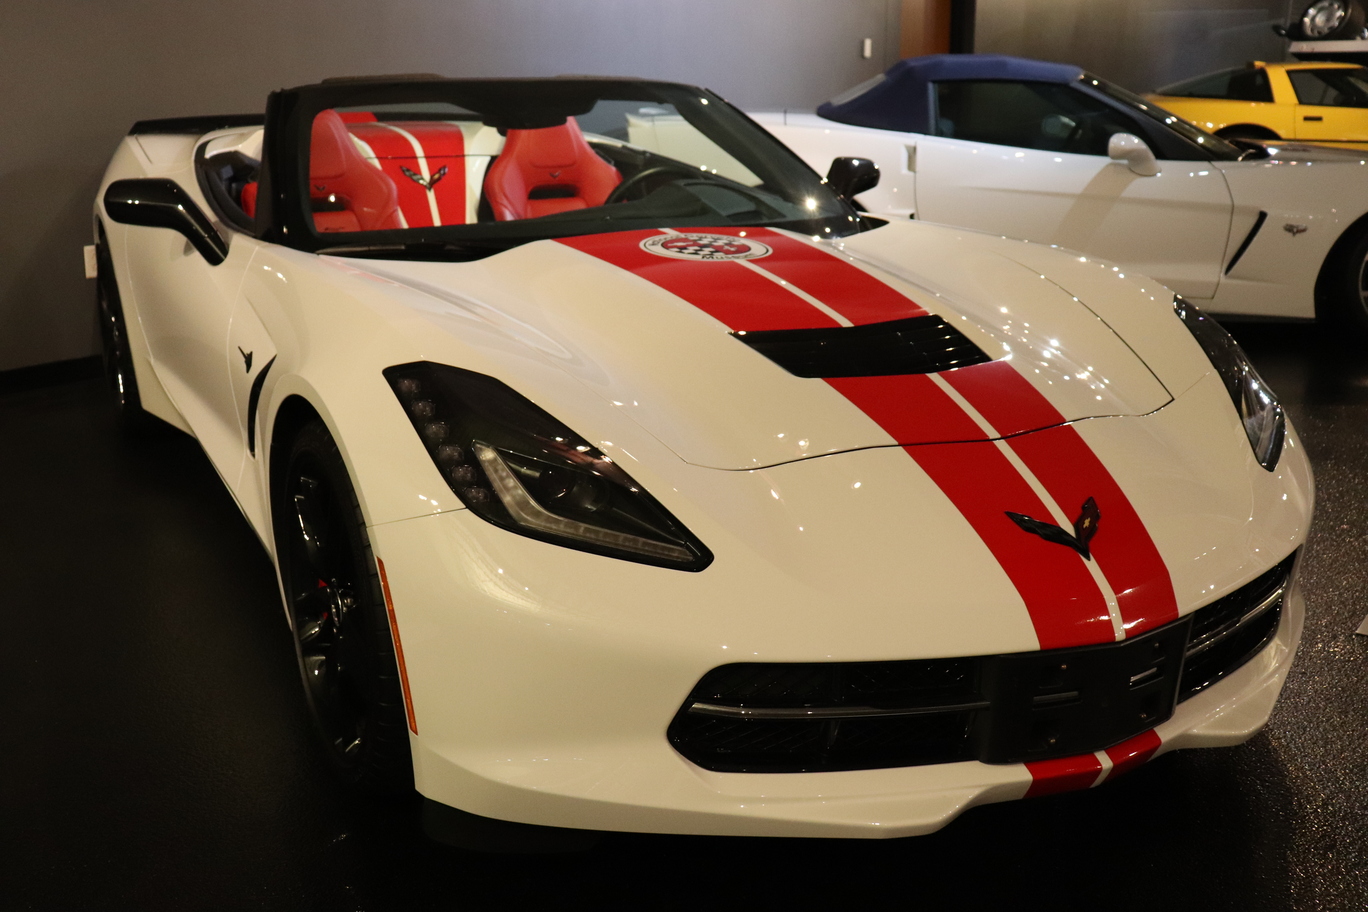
[755,110,1368,320]
[94,97,1313,839]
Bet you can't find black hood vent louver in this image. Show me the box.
[733,314,992,378]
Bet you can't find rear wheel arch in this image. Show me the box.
[1314,209,1368,332]
[1215,124,1281,140]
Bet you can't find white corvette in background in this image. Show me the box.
[754,54,1368,330]
[94,75,1311,846]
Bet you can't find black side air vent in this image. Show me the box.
[733,314,991,378]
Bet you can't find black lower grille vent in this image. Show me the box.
[1179,553,1293,701]
[733,314,991,378]
[668,552,1296,773]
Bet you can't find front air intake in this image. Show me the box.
[667,552,1296,773]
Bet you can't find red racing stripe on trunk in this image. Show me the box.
[706,228,930,325]
[901,440,1115,649]
[1104,729,1162,780]
[556,230,840,331]
[944,362,1179,637]
[1024,753,1104,798]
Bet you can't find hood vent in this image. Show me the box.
[733,314,991,378]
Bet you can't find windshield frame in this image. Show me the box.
[256,76,863,258]
[1077,73,1247,161]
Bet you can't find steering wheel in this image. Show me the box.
[605,163,702,205]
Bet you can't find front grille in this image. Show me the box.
[668,552,1296,773]
[733,314,992,378]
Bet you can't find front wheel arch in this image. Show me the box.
[268,404,414,792]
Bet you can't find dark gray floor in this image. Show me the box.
[3,324,1366,911]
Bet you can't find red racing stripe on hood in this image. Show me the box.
[943,363,1179,636]
[556,230,840,331]
[903,439,1116,649]
[556,229,1167,650]
[697,228,930,325]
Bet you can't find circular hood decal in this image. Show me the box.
[641,233,772,261]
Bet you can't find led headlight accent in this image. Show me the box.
[385,362,711,570]
[1174,296,1285,471]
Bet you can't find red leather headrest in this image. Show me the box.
[310,110,353,183]
[308,109,403,232]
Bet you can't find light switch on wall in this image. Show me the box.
[862,37,873,58]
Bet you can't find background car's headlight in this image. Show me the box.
[384,362,712,570]
[1174,296,1285,471]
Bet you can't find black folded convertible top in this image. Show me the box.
[129,114,264,136]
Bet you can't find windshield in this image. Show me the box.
[277,79,861,258]
[1082,74,1247,161]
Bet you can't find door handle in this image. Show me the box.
[1303,115,1324,121]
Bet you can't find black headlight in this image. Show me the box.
[1174,296,1285,471]
[385,362,712,570]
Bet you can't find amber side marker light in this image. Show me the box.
[377,557,418,734]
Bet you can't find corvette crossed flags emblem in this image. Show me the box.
[1006,497,1101,561]
[400,165,448,190]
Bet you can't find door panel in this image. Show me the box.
[124,219,257,476]
[914,137,1234,298]
[1293,104,1368,141]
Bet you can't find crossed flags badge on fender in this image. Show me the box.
[1006,497,1101,561]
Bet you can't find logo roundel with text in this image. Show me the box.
[641,233,772,261]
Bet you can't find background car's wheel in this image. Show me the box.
[95,231,153,432]
[274,419,413,793]
[1292,0,1366,40]
[1321,225,1368,336]
[1214,125,1280,141]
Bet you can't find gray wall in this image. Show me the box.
[977,0,1298,92]
[0,0,900,372]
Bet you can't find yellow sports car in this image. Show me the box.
[1148,61,1368,146]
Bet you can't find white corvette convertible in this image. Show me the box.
[754,54,1368,330]
[95,75,1312,845]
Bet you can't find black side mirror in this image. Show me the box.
[103,178,228,266]
[825,157,879,201]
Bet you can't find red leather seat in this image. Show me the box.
[483,118,620,221]
[240,181,258,218]
[309,109,402,233]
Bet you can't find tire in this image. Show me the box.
[1324,225,1368,336]
[95,231,153,432]
[1214,125,1280,141]
[274,419,414,793]
[1293,0,1366,40]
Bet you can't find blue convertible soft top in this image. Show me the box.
[816,54,1084,133]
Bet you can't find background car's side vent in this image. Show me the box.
[733,314,992,378]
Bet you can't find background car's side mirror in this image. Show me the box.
[1107,133,1161,177]
[103,178,228,266]
[826,157,880,201]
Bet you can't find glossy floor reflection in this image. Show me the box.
[3,324,1366,911]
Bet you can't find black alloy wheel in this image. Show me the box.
[276,420,412,793]
[95,233,152,432]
